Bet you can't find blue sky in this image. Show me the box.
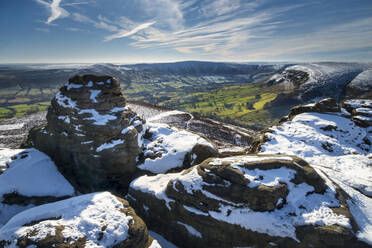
[0,0,371,63]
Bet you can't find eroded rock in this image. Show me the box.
[287,98,340,120]
[128,155,363,248]
[27,75,146,193]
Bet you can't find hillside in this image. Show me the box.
[1,61,371,128]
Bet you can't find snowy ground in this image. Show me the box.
[259,112,372,244]
[0,148,75,227]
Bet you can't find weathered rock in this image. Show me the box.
[0,192,158,248]
[128,155,364,248]
[27,75,146,194]
[137,122,218,174]
[341,99,372,128]
[287,98,340,120]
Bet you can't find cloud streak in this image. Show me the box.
[36,0,69,24]
[104,21,156,41]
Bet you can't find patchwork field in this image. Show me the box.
[0,80,287,128]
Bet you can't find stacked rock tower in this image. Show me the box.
[29,75,146,193]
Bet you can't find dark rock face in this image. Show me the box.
[28,75,146,194]
[267,69,309,87]
[128,155,363,248]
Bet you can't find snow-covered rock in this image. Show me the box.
[128,155,364,248]
[27,75,147,194]
[342,99,372,127]
[138,122,217,174]
[0,148,74,227]
[0,192,156,248]
[253,99,372,245]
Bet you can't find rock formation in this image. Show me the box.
[0,192,159,248]
[27,75,146,194]
[128,155,366,248]
[137,122,218,174]
[286,98,340,121]
[341,99,372,127]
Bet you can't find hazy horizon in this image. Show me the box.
[1,0,372,63]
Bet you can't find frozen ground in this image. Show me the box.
[0,148,75,227]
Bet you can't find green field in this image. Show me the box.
[0,78,288,129]
[0,102,50,121]
[150,83,280,128]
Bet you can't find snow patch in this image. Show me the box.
[96,139,125,152]
[177,221,202,238]
[55,92,78,109]
[138,122,213,173]
[89,89,101,103]
[79,109,117,125]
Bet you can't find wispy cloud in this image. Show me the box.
[104,22,156,41]
[129,9,280,55]
[226,16,372,61]
[62,1,89,6]
[36,0,69,24]
[72,13,118,32]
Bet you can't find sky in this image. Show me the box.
[0,0,371,63]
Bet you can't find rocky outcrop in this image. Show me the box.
[0,192,158,248]
[27,75,146,194]
[341,99,372,127]
[251,98,371,154]
[286,98,340,120]
[128,155,364,248]
[248,98,372,245]
[137,122,218,174]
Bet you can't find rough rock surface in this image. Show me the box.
[128,155,365,248]
[0,192,157,248]
[27,75,146,194]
